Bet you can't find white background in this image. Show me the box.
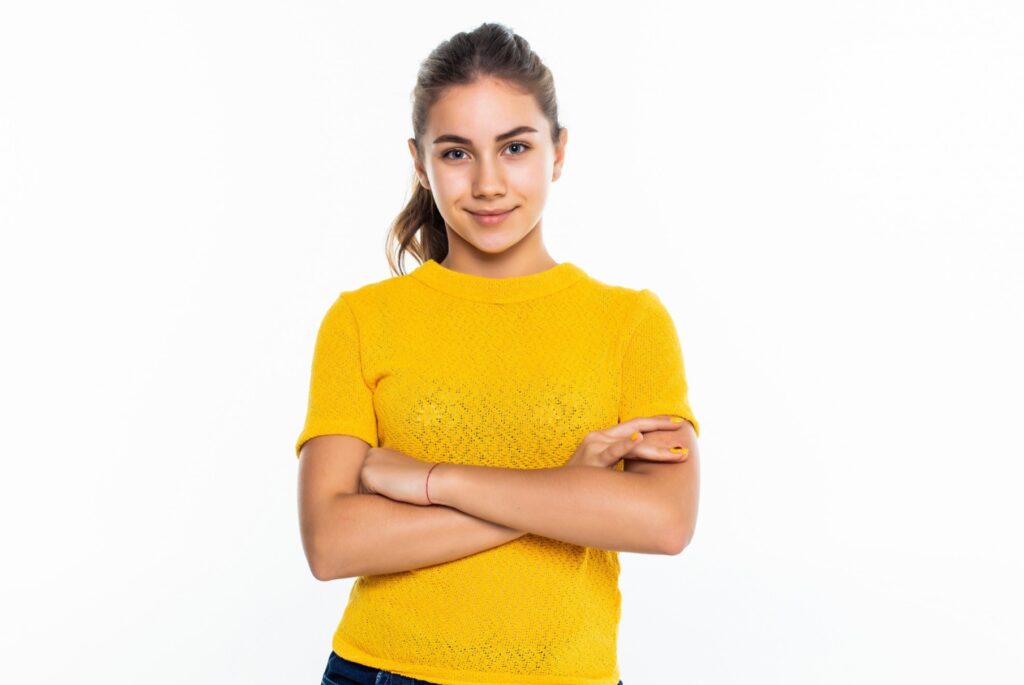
[2,2,1022,683]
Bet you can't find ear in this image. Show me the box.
[552,127,568,182]
[408,138,431,190]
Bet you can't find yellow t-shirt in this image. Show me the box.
[296,258,699,685]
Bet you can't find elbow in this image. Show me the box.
[663,529,693,555]
[310,548,357,581]
[306,531,353,581]
[310,555,337,582]
[302,525,333,581]
[661,529,692,556]
[660,511,696,556]
[307,542,336,581]
[303,499,362,581]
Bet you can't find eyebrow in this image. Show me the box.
[432,126,539,146]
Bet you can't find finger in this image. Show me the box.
[606,415,688,439]
[597,432,644,467]
[624,441,690,462]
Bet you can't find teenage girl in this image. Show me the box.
[297,22,701,685]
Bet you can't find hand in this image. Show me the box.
[358,446,438,506]
[565,415,691,469]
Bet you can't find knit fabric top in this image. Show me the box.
[295,258,700,685]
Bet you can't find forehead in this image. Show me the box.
[427,78,546,142]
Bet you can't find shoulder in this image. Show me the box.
[577,270,672,335]
[328,269,420,318]
[576,269,657,312]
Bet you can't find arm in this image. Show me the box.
[299,435,527,581]
[349,415,693,560]
[311,494,528,580]
[622,419,701,554]
[295,299,531,580]
[427,462,676,554]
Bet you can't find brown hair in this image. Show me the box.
[385,22,565,276]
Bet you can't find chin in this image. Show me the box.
[467,230,533,254]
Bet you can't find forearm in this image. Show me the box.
[313,493,527,580]
[429,464,672,554]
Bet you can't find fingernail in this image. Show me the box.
[670,447,688,455]
[631,431,640,441]
[670,417,685,423]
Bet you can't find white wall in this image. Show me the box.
[1,1,1021,683]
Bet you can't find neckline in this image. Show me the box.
[409,258,587,303]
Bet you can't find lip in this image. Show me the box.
[467,207,516,225]
[469,207,516,216]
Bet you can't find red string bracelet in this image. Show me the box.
[425,463,441,504]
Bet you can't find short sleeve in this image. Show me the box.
[618,289,700,437]
[294,293,379,457]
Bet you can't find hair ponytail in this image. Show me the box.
[385,178,448,276]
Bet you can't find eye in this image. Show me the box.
[440,142,531,161]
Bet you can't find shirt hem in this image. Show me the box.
[332,633,621,685]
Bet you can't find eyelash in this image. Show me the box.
[441,141,531,161]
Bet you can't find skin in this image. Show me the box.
[351,76,701,564]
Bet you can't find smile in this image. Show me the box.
[468,207,516,225]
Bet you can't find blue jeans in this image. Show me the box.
[321,650,623,685]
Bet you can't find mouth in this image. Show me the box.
[467,206,517,225]
[468,207,517,216]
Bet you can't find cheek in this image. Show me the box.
[509,162,550,194]
[521,171,551,201]
[430,166,468,196]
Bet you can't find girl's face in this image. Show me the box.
[409,78,567,258]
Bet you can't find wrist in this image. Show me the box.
[427,462,460,507]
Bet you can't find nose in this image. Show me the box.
[472,156,506,198]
